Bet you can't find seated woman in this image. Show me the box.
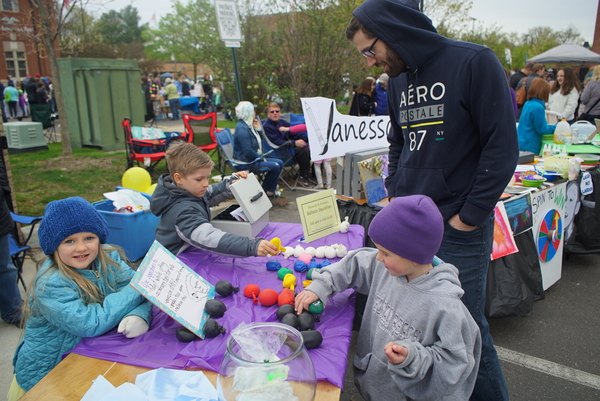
[233,101,283,197]
[518,78,556,155]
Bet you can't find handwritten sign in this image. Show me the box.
[301,97,390,160]
[130,241,215,338]
[296,189,341,242]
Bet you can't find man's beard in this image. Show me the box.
[385,48,409,78]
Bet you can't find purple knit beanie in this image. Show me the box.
[368,195,443,264]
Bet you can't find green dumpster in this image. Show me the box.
[58,58,145,151]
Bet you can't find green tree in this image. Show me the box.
[97,6,147,45]
[144,0,227,80]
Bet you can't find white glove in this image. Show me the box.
[117,315,149,338]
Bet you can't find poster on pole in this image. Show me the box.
[215,0,243,42]
[301,97,391,160]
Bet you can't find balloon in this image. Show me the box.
[144,183,157,195]
[122,167,151,192]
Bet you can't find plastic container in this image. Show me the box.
[93,198,159,261]
[571,121,597,143]
[217,322,316,401]
[554,119,571,144]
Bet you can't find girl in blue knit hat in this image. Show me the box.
[8,197,152,400]
[295,195,482,401]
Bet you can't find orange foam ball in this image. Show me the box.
[278,288,296,306]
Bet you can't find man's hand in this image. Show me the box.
[384,342,408,364]
[294,139,307,148]
[258,240,279,257]
[294,290,319,314]
[279,126,291,132]
[448,214,477,232]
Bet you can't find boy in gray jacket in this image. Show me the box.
[150,142,278,257]
[296,195,481,401]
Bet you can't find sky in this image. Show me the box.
[97,0,598,44]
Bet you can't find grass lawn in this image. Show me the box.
[8,143,229,217]
[7,112,343,216]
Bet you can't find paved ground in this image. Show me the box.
[2,114,600,400]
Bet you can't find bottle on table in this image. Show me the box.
[554,119,570,145]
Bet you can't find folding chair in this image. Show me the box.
[182,112,223,175]
[260,121,300,191]
[30,104,57,142]
[122,117,168,176]
[10,212,43,248]
[215,128,272,181]
[9,234,29,291]
[9,212,43,291]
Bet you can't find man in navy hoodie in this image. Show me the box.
[345,1,518,400]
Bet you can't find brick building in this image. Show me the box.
[0,0,58,82]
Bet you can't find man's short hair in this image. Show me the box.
[345,16,375,41]
[524,62,535,71]
[267,102,281,110]
[165,142,214,178]
[532,63,545,74]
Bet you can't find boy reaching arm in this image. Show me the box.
[295,195,481,401]
[150,142,278,257]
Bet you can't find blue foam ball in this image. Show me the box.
[307,262,319,270]
[319,260,332,268]
[294,260,308,272]
[266,260,282,271]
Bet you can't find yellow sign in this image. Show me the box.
[296,189,341,243]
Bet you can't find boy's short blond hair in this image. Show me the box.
[165,142,214,178]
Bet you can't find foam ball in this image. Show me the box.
[277,268,294,280]
[304,247,316,257]
[122,167,151,192]
[258,289,279,306]
[324,246,337,259]
[144,183,157,195]
[298,252,312,264]
[319,260,331,268]
[315,247,326,258]
[266,260,282,271]
[293,260,308,272]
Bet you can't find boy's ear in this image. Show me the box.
[173,172,182,185]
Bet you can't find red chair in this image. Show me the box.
[122,117,168,175]
[182,112,223,175]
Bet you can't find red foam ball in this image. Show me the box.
[244,284,260,304]
[278,288,296,306]
[258,288,279,307]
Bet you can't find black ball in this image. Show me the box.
[301,330,323,349]
[298,312,315,331]
[281,313,299,329]
[205,299,227,318]
[276,304,296,321]
[176,327,198,343]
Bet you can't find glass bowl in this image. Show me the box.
[217,322,316,401]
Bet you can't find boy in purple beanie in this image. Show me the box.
[296,195,481,401]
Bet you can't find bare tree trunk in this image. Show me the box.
[33,0,72,157]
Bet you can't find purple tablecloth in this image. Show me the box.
[71,223,365,389]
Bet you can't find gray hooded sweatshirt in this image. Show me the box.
[307,248,481,401]
[150,174,263,256]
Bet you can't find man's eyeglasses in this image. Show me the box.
[362,38,379,58]
[269,110,280,114]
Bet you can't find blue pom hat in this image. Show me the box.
[38,197,109,255]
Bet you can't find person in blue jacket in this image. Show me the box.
[518,78,556,155]
[9,197,152,400]
[232,101,283,197]
[374,73,388,115]
[345,1,518,400]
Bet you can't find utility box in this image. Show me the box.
[212,173,272,238]
[58,58,145,151]
[4,122,48,153]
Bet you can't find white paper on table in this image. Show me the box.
[80,369,218,401]
[230,207,249,222]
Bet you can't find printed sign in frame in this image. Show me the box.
[296,189,341,243]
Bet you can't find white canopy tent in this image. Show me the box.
[528,42,600,63]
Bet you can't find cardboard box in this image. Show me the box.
[211,173,272,238]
